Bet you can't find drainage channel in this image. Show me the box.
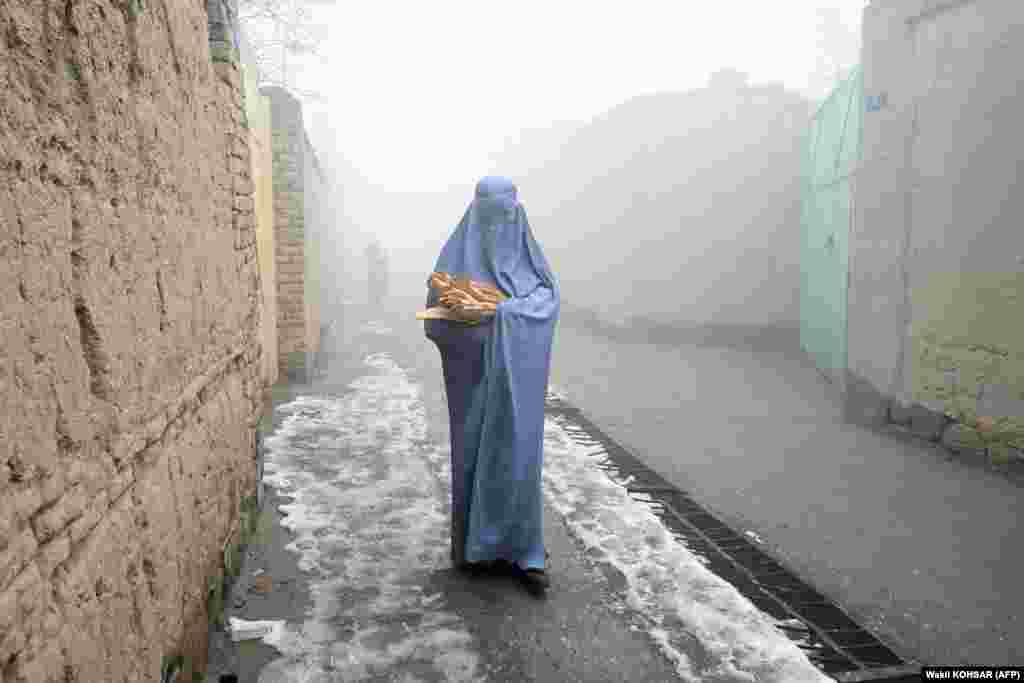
[545,393,921,683]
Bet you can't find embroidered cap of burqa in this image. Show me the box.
[425,176,559,569]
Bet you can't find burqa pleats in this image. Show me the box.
[424,177,559,571]
[432,321,491,566]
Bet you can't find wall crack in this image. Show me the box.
[156,269,168,332]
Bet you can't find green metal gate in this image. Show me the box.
[800,66,863,378]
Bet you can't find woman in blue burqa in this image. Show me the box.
[423,176,559,596]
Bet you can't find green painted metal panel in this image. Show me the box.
[801,67,863,374]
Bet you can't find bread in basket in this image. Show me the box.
[417,272,507,324]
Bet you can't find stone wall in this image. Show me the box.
[0,1,262,680]
[266,87,322,381]
[846,0,1024,463]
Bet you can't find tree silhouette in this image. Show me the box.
[237,0,336,102]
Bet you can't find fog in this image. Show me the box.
[228,5,1024,674]
[258,1,864,323]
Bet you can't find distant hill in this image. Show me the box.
[494,71,814,327]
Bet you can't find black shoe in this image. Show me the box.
[519,568,550,597]
[490,559,518,576]
[455,561,489,576]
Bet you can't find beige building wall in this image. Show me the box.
[240,39,278,387]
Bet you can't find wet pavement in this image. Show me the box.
[205,302,834,682]
[546,322,1024,667]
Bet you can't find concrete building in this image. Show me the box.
[807,0,1024,459]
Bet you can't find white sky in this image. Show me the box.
[291,1,866,192]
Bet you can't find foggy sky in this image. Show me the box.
[298,1,864,196]
[271,1,864,307]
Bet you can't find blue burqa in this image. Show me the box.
[424,177,559,571]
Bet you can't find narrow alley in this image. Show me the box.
[205,305,838,683]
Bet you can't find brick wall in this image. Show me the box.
[265,87,322,381]
[0,1,262,680]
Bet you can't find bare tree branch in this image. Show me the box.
[237,0,335,102]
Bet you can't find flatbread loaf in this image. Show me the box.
[417,272,507,324]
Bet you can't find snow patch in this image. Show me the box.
[744,530,766,545]
[257,353,482,682]
[540,408,833,683]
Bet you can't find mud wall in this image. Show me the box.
[847,0,1024,459]
[0,0,262,680]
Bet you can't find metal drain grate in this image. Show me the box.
[546,394,920,682]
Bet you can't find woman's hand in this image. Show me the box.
[451,305,484,324]
[450,301,496,324]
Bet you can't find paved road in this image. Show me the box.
[546,320,1023,667]
[206,303,832,682]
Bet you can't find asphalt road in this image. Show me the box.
[546,320,1023,667]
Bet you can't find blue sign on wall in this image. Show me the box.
[865,92,888,112]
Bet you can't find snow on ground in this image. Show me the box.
[257,351,482,683]
[542,385,832,683]
[253,336,830,682]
